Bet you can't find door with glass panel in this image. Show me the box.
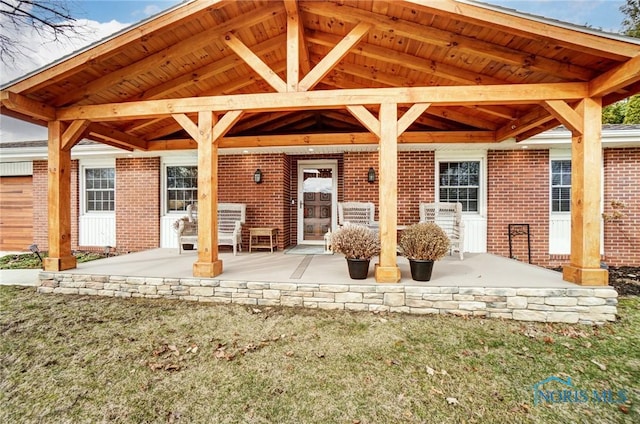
[297,161,337,244]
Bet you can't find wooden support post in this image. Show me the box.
[43,121,77,271]
[375,102,401,283]
[562,98,608,286]
[193,111,223,277]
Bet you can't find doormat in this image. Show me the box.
[284,245,333,255]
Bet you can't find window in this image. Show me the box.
[438,161,480,212]
[551,160,571,212]
[166,166,197,212]
[85,168,115,212]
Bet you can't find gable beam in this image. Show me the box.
[308,32,507,86]
[346,105,380,137]
[284,0,300,92]
[224,32,287,93]
[302,2,595,80]
[172,113,200,141]
[0,91,56,121]
[495,106,555,141]
[398,103,430,136]
[8,0,234,94]
[542,100,583,134]
[415,0,636,60]
[61,120,91,151]
[298,22,372,92]
[57,82,590,121]
[134,34,286,102]
[590,54,640,98]
[52,3,286,106]
[173,110,244,142]
[87,123,149,151]
[145,130,497,151]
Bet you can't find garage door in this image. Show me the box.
[0,176,33,251]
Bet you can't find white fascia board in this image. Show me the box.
[522,128,640,149]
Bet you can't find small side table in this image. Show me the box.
[249,227,278,252]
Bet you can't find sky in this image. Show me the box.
[0,0,629,141]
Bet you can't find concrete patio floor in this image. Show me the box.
[62,248,575,288]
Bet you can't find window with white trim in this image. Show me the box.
[85,167,115,212]
[551,160,571,212]
[438,161,480,212]
[166,165,197,212]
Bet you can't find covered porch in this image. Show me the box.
[38,249,618,325]
[2,0,639,286]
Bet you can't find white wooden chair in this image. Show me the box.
[217,203,246,256]
[177,203,246,255]
[338,202,378,230]
[419,202,464,260]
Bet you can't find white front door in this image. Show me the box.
[297,160,337,245]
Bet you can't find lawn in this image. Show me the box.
[1,287,638,423]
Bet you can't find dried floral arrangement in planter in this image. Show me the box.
[399,222,450,261]
[399,222,450,281]
[331,224,380,279]
[331,224,380,259]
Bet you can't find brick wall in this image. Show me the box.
[30,147,637,266]
[115,157,160,252]
[219,154,289,250]
[32,161,47,250]
[343,151,435,225]
[603,147,640,266]
[487,150,549,265]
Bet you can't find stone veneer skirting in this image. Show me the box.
[38,273,619,325]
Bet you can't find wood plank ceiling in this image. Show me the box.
[1,0,639,151]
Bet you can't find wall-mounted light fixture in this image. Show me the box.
[254,168,263,184]
[367,167,376,183]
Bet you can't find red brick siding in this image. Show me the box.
[398,151,436,225]
[343,151,435,225]
[32,161,48,250]
[603,148,640,266]
[487,150,549,265]
[219,154,289,250]
[115,157,160,252]
[29,148,638,266]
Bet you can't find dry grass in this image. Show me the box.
[1,287,638,423]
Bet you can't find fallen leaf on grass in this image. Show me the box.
[446,397,459,406]
[619,405,629,414]
[285,350,294,357]
[430,387,444,395]
[543,336,554,344]
[510,403,530,413]
[590,359,607,371]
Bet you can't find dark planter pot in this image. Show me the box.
[346,258,371,279]
[182,243,194,251]
[409,259,435,281]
